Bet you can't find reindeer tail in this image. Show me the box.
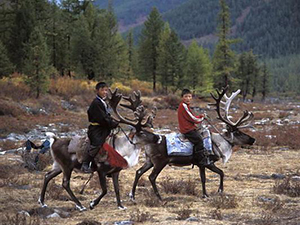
[45,132,57,147]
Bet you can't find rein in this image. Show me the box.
[118,126,136,146]
[204,117,234,146]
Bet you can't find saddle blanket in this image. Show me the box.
[102,143,128,168]
[165,133,193,156]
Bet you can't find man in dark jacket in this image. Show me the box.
[81,82,119,173]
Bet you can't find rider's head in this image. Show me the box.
[181,88,193,105]
[96,82,108,99]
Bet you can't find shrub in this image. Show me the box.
[160,177,198,196]
[0,75,30,101]
[208,194,238,209]
[172,205,193,220]
[130,209,153,222]
[110,82,131,95]
[274,176,300,197]
[130,79,152,96]
[49,77,93,100]
[3,213,40,225]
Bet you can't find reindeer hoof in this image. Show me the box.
[217,189,223,194]
[38,197,47,208]
[89,201,95,210]
[202,194,209,199]
[76,205,87,212]
[118,205,127,210]
[129,192,135,202]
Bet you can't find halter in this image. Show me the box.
[204,118,234,146]
[118,126,137,146]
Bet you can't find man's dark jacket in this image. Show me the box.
[87,96,118,147]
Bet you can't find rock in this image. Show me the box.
[291,176,300,181]
[271,174,286,179]
[46,212,61,218]
[258,196,275,203]
[114,221,133,225]
[18,210,30,217]
[185,216,199,222]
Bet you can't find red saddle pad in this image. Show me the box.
[102,143,128,168]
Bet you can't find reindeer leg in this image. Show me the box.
[206,163,224,194]
[130,161,153,201]
[199,165,209,198]
[39,169,62,207]
[148,162,167,201]
[62,169,86,211]
[90,170,107,210]
[111,172,126,210]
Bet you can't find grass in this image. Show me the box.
[160,177,198,196]
[273,175,300,197]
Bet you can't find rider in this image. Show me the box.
[81,82,119,173]
[177,88,212,165]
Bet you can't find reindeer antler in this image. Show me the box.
[107,89,157,130]
[210,86,254,128]
[107,88,138,127]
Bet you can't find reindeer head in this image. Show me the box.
[210,86,256,146]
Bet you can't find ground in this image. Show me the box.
[0,99,300,225]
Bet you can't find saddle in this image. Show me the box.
[67,135,107,163]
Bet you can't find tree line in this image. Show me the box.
[0,0,270,100]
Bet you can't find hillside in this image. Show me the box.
[93,0,188,32]
[96,0,300,58]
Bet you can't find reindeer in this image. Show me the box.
[38,89,155,211]
[129,86,256,201]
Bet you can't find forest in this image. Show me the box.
[0,0,299,98]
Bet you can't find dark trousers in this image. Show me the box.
[184,129,205,157]
[86,125,111,159]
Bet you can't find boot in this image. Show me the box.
[81,154,93,173]
[81,161,92,173]
[199,156,212,166]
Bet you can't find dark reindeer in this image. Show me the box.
[129,86,256,201]
[38,89,155,211]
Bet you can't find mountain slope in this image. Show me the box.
[93,0,189,32]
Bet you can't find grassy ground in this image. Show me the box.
[0,84,300,224]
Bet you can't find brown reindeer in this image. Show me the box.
[129,86,256,201]
[38,89,155,211]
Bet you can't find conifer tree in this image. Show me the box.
[213,0,237,89]
[23,26,50,98]
[126,29,138,79]
[185,40,213,94]
[138,7,164,92]
[261,62,270,101]
[0,40,14,77]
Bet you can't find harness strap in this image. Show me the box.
[118,126,136,145]
[204,117,234,146]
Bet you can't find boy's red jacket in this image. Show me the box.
[177,101,204,134]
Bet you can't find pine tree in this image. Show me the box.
[213,0,237,89]
[0,40,14,77]
[138,7,164,92]
[184,40,213,94]
[126,29,138,79]
[23,26,50,98]
[261,62,270,101]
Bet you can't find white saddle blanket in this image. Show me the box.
[165,133,193,156]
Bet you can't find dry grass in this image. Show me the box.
[3,213,41,225]
[160,177,198,196]
[172,204,193,220]
[129,209,153,222]
[208,193,239,209]
[250,125,300,150]
[273,176,300,197]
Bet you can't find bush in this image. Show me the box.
[130,209,153,223]
[274,176,300,197]
[160,177,198,196]
[0,75,30,101]
[172,205,193,220]
[49,77,93,100]
[208,194,238,209]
